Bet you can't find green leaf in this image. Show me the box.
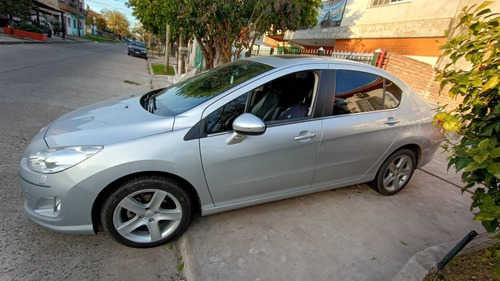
[494,104,500,115]
[473,1,493,14]
[478,138,490,150]
[455,157,472,171]
[473,153,489,164]
[480,126,493,137]
[472,77,483,86]
[483,220,500,233]
[476,8,492,17]
[482,75,500,92]
[466,148,480,156]
[177,263,184,271]
[475,196,500,221]
[464,161,480,172]
[491,147,500,158]
[487,162,500,178]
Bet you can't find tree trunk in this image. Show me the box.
[246,35,258,57]
[165,24,170,73]
[195,36,215,70]
[179,32,186,74]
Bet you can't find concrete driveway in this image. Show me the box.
[177,165,480,281]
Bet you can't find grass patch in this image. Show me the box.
[424,246,499,281]
[152,63,175,75]
[85,34,120,43]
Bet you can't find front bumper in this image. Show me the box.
[20,157,96,234]
[129,49,147,58]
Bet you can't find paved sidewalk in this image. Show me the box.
[0,29,91,44]
[148,55,197,88]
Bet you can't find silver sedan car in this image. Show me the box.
[20,56,442,247]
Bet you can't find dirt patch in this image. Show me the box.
[424,246,499,281]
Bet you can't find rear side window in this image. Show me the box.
[332,70,402,116]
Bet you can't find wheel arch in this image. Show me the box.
[396,143,421,166]
[91,171,202,233]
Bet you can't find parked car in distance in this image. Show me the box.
[127,41,147,59]
[20,56,442,248]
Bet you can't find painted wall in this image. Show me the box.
[69,13,85,36]
[341,0,460,26]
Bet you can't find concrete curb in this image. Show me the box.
[392,232,496,281]
[147,58,157,89]
[0,40,75,45]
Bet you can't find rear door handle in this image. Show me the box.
[384,117,400,125]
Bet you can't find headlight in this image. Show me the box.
[28,146,103,174]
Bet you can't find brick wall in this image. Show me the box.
[333,37,446,57]
[302,37,446,57]
[384,51,462,109]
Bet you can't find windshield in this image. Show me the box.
[130,41,146,48]
[142,60,274,116]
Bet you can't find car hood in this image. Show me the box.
[44,95,174,147]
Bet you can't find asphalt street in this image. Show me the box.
[0,42,184,280]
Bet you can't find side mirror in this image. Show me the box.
[233,113,266,135]
[226,113,266,145]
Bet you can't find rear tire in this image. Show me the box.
[374,149,416,196]
[101,176,191,248]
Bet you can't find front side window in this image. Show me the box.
[142,60,274,116]
[206,94,248,134]
[332,70,402,115]
[248,71,317,122]
[204,70,318,134]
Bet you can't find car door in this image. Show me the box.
[199,67,328,207]
[312,68,405,188]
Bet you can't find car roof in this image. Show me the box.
[242,55,419,100]
[243,55,369,69]
[244,55,402,83]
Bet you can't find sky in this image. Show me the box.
[85,0,138,26]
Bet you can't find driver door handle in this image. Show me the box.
[294,132,317,141]
[384,117,400,125]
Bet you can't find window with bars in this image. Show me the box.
[371,0,409,7]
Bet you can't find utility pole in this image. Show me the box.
[165,24,170,73]
[76,0,80,37]
[177,31,183,74]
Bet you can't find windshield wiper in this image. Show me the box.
[144,93,157,113]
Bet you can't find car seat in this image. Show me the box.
[250,90,281,121]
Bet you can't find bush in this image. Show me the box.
[434,1,500,277]
[17,22,43,34]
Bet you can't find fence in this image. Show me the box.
[328,50,376,65]
[275,47,377,65]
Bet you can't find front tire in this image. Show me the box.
[101,176,191,248]
[374,149,416,196]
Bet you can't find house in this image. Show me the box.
[284,0,500,66]
[34,0,86,37]
[57,0,86,36]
